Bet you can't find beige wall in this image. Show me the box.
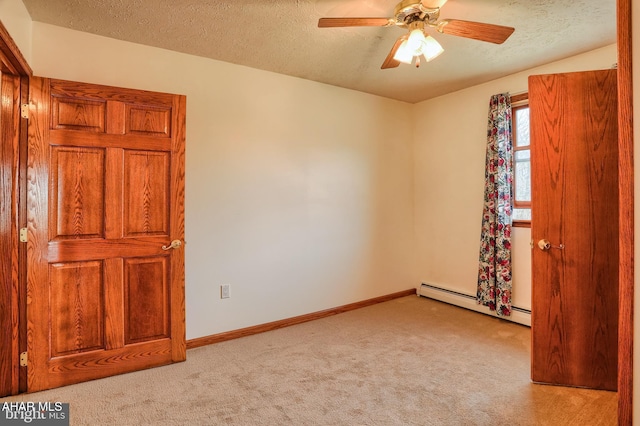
[2,5,635,405]
[27,23,416,339]
[413,44,617,314]
[0,0,31,63]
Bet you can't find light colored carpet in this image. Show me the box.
[1,296,617,425]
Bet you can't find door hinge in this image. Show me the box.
[20,103,29,120]
[19,227,28,243]
[19,351,27,367]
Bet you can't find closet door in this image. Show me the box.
[26,78,186,392]
[529,69,618,390]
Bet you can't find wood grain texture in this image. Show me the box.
[126,105,171,137]
[124,257,169,344]
[49,79,176,106]
[104,258,124,351]
[43,340,173,390]
[381,36,405,70]
[52,97,105,132]
[27,77,186,392]
[123,151,169,236]
[510,92,528,104]
[18,75,29,394]
[0,73,21,397]
[106,101,126,135]
[318,18,391,28]
[26,77,52,392]
[169,95,186,362]
[47,237,174,262]
[50,147,105,240]
[49,261,105,356]
[187,289,417,349]
[438,19,515,44]
[50,130,171,150]
[105,149,124,240]
[0,32,34,378]
[530,70,618,391]
[616,0,633,422]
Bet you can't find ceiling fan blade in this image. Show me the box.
[381,36,407,69]
[438,19,515,44]
[318,17,392,28]
[421,0,448,8]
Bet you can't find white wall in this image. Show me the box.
[26,23,416,339]
[413,44,617,314]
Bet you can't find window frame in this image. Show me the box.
[510,93,530,228]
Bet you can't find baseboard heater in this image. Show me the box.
[419,283,531,327]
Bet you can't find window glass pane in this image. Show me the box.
[514,149,531,202]
[512,208,531,221]
[515,107,530,147]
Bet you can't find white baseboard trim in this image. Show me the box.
[418,283,531,327]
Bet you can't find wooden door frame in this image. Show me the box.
[617,0,633,423]
[0,19,31,397]
[0,4,635,421]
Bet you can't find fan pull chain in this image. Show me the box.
[415,56,421,68]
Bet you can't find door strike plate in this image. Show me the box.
[20,352,27,367]
[19,227,27,243]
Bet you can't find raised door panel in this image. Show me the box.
[51,97,106,132]
[49,261,104,356]
[123,151,169,237]
[50,147,105,240]
[126,104,171,137]
[124,257,169,344]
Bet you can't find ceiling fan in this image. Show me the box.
[318,0,515,69]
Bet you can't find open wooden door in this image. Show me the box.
[530,69,618,391]
[26,78,186,392]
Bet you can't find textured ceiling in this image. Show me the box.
[21,0,616,103]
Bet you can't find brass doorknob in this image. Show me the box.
[161,239,183,250]
[537,239,564,251]
[538,239,551,250]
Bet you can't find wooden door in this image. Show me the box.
[530,69,618,390]
[26,78,186,392]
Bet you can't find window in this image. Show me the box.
[511,95,530,226]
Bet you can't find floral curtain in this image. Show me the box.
[477,93,513,316]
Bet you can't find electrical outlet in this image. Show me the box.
[221,284,230,299]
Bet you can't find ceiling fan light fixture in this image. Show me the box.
[406,28,427,52]
[319,0,516,70]
[393,40,415,64]
[394,27,444,65]
[422,35,444,61]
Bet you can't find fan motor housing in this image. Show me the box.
[394,0,441,25]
